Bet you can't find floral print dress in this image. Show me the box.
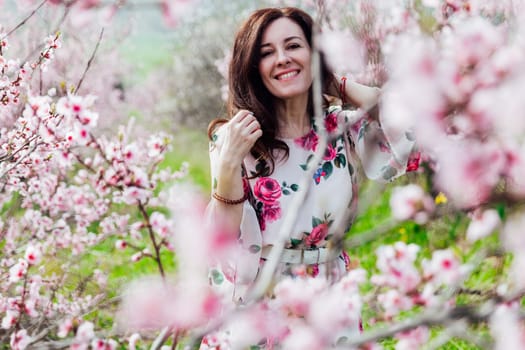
[208,105,416,301]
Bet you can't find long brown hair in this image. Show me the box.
[208,7,334,177]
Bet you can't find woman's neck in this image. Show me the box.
[275,95,311,139]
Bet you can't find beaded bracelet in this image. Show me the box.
[339,76,347,105]
[212,192,247,205]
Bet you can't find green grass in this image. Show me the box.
[163,126,211,191]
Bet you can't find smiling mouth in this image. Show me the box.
[276,70,299,80]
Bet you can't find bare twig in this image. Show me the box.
[138,201,165,278]
[150,326,173,350]
[1,0,49,41]
[76,27,105,92]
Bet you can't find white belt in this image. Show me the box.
[260,246,341,265]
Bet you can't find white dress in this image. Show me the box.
[207,105,417,301]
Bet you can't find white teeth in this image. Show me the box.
[277,71,298,80]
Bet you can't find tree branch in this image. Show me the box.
[1,0,49,41]
[75,27,105,93]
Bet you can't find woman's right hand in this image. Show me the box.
[218,110,263,165]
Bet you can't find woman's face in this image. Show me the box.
[258,17,313,101]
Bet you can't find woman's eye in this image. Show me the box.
[260,51,273,58]
[288,43,301,49]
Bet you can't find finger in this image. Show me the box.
[252,128,263,140]
[245,119,261,134]
[231,109,253,123]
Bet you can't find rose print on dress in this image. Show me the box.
[323,143,337,161]
[262,203,281,222]
[304,222,329,246]
[294,129,319,151]
[254,177,282,205]
[253,177,283,231]
[324,111,338,133]
[301,214,334,248]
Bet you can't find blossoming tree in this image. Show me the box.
[2,0,525,349]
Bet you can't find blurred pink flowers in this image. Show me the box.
[390,184,435,224]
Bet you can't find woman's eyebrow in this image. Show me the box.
[260,36,304,48]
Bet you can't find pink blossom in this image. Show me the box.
[2,310,18,329]
[24,298,38,318]
[422,249,463,286]
[377,289,414,318]
[91,339,117,350]
[130,252,143,262]
[75,321,95,344]
[466,208,501,242]
[149,212,172,237]
[447,17,503,67]
[57,318,73,338]
[9,259,28,283]
[200,331,231,350]
[280,321,326,350]
[390,184,434,224]
[320,29,365,75]
[372,242,421,292]
[24,245,42,265]
[118,276,222,332]
[146,135,166,158]
[272,276,328,317]
[120,186,151,205]
[433,140,505,208]
[307,284,362,338]
[225,304,286,349]
[10,329,31,350]
[115,239,127,250]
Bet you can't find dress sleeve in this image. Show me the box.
[207,126,263,296]
[343,106,417,182]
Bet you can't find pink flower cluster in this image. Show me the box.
[372,242,468,320]
[389,184,435,224]
[201,269,367,349]
[0,17,188,348]
[381,5,525,208]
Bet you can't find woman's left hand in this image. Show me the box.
[331,74,381,110]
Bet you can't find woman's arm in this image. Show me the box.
[206,110,262,236]
[328,74,381,109]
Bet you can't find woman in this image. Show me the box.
[207,7,415,303]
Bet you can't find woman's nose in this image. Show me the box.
[276,49,291,66]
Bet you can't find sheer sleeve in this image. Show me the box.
[342,106,417,182]
[207,126,262,299]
